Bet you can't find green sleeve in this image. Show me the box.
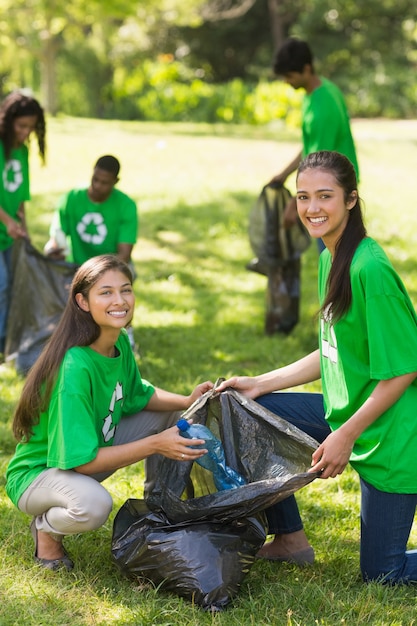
[118,194,138,244]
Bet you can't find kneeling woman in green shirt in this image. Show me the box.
[218,150,417,583]
[6,254,213,571]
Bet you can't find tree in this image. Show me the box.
[0,0,416,119]
[0,0,137,114]
[293,0,417,116]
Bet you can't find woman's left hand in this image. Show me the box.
[188,381,214,406]
[309,429,354,479]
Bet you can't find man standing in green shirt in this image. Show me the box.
[247,38,360,335]
[270,38,359,230]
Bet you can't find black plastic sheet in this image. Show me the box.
[247,183,311,334]
[248,183,310,269]
[112,385,319,609]
[112,500,266,612]
[146,386,320,524]
[5,239,78,374]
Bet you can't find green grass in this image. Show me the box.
[2,117,417,625]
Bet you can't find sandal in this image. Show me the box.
[30,519,74,571]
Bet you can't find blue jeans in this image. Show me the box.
[0,246,13,353]
[256,392,417,583]
[360,478,417,583]
[256,393,330,534]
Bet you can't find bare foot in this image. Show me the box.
[257,530,314,564]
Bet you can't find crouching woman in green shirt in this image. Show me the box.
[6,254,213,571]
[218,150,417,584]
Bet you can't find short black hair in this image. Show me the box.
[95,155,120,177]
[273,38,314,76]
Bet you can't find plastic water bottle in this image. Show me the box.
[176,418,246,491]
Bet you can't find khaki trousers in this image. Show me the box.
[18,409,180,537]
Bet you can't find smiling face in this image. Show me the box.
[296,168,357,255]
[75,269,134,333]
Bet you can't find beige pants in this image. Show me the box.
[18,409,180,537]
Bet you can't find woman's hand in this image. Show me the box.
[216,352,321,399]
[215,376,259,399]
[146,381,213,412]
[154,425,208,462]
[6,217,27,239]
[187,380,214,406]
[309,429,354,479]
[310,373,417,480]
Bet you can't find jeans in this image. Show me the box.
[0,246,13,353]
[360,478,417,583]
[256,392,417,583]
[256,392,329,534]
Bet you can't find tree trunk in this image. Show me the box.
[268,0,285,50]
[267,0,294,52]
[40,35,60,115]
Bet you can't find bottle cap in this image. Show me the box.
[176,419,190,432]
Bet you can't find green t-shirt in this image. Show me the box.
[319,238,417,492]
[302,78,359,179]
[6,330,155,506]
[0,143,30,250]
[51,187,138,264]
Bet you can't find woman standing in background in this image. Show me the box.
[0,91,46,356]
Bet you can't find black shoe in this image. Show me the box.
[30,519,74,571]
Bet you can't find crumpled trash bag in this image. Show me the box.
[112,384,319,609]
[5,238,78,374]
[146,384,320,524]
[111,500,266,612]
[248,182,310,269]
[247,183,310,335]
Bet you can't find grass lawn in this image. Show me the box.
[1,117,417,625]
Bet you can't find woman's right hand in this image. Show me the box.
[154,425,208,462]
[6,217,26,239]
[215,376,259,399]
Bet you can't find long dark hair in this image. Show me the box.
[297,151,367,322]
[12,255,133,441]
[0,91,46,162]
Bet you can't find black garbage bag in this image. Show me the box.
[146,384,319,524]
[265,257,301,335]
[248,182,310,269]
[5,239,78,374]
[112,500,266,612]
[247,183,310,335]
[112,385,319,609]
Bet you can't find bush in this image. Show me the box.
[111,58,303,126]
[61,51,417,124]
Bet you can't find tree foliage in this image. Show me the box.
[0,0,416,119]
[293,0,417,116]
